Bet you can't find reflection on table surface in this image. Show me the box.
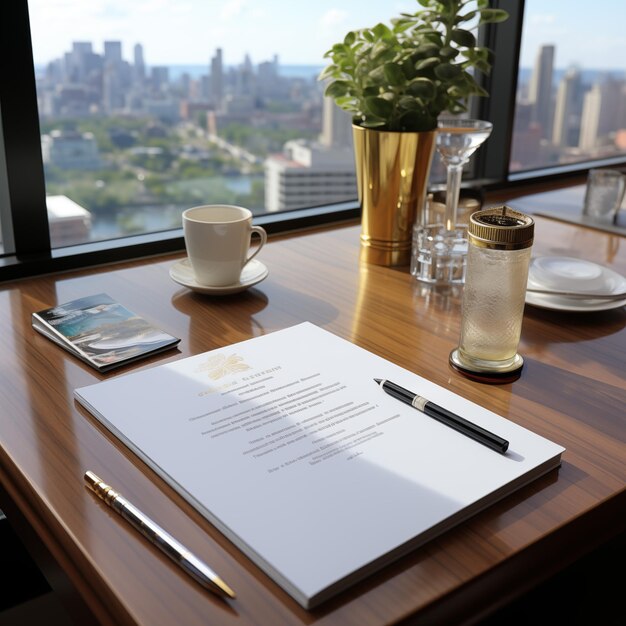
[0,213,624,626]
[508,183,626,235]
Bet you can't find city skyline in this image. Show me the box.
[29,0,626,69]
[34,37,626,85]
[32,11,626,243]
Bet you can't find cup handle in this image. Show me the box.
[246,225,267,264]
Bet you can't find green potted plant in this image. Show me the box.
[319,0,508,266]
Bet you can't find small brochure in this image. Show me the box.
[32,293,180,372]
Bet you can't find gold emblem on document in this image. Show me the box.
[197,353,251,380]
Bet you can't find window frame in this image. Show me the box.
[1,0,50,259]
[2,0,625,282]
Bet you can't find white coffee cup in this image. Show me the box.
[182,205,267,287]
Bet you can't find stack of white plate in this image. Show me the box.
[525,256,626,312]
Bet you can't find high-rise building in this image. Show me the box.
[104,41,123,64]
[101,41,126,111]
[46,195,93,247]
[552,67,582,147]
[264,141,356,213]
[41,130,102,169]
[72,41,93,55]
[579,76,625,150]
[528,44,555,140]
[65,41,100,83]
[102,64,124,112]
[236,54,255,97]
[320,96,353,149]
[150,66,170,92]
[257,56,279,98]
[210,48,224,110]
[265,94,356,213]
[133,43,145,84]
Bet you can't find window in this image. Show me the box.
[25,0,433,248]
[1,1,625,280]
[510,0,626,174]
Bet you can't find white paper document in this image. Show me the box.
[75,322,565,608]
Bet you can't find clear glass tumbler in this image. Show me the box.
[582,168,626,225]
[450,206,534,382]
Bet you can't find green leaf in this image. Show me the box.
[360,118,387,128]
[473,59,491,74]
[415,42,441,57]
[439,46,459,59]
[318,65,337,81]
[355,43,374,62]
[407,77,436,98]
[434,63,462,80]
[372,22,393,39]
[402,58,417,80]
[383,63,406,86]
[375,47,401,65]
[478,9,509,24]
[446,86,465,99]
[344,31,356,46]
[447,101,468,114]
[364,96,394,118]
[455,72,488,98]
[369,65,387,83]
[467,46,490,62]
[324,80,350,98]
[335,95,358,107]
[391,18,414,34]
[451,29,476,48]
[473,84,489,97]
[415,57,439,71]
[436,0,456,12]
[332,42,348,54]
[424,31,444,45]
[458,71,489,97]
[398,96,419,110]
[398,109,437,132]
[456,10,477,23]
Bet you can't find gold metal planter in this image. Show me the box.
[353,125,436,266]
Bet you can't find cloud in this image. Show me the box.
[220,0,247,20]
[320,8,349,29]
[529,13,556,26]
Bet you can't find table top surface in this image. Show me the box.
[0,212,625,626]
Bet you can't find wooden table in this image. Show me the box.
[0,215,624,625]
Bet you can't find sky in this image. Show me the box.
[28,0,626,69]
[28,0,417,66]
[519,0,626,71]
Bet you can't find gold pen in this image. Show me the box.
[84,471,235,600]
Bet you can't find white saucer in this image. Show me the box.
[529,256,609,292]
[169,258,269,295]
[526,256,626,312]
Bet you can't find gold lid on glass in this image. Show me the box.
[468,205,534,250]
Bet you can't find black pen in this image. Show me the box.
[374,379,509,454]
